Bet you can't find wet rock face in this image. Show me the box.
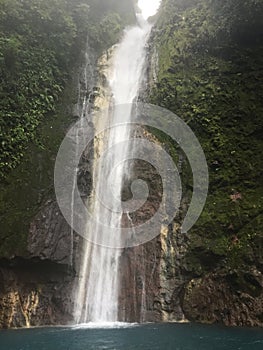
[118,140,188,323]
[0,180,88,328]
[0,126,92,328]
[183,269,263,327]
[145,0,263,329]
[28,201,72,265]
[118,224,189,323]
[118,156,162,322]
[119,239,162,323]
[0,258,75,328]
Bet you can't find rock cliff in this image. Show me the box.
[0,0,136,328]
[0,0,262,329]
[142,0,263,327]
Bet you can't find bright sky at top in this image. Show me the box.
[137,0,162,20]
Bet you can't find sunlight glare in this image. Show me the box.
[138,0,161,20]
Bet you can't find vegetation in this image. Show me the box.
[0,0,135,257]
[150,0,263,272]
[1,0,262,277]
[0,0,135,182]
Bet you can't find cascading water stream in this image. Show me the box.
[74,13,153,324]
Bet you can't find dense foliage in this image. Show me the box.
[0,0,134,181]
[150,0,263,272]
[0,0,135,256]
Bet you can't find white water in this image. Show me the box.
[74,15,152,323]
[72,322,138,330]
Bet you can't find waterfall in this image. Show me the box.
[74,15,152,324]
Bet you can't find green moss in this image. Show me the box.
[150,0,263,274]
[0,0,136,257]
[0,80,77,257]
[0,0,136,182]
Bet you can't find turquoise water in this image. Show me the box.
[0,323,263,350]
